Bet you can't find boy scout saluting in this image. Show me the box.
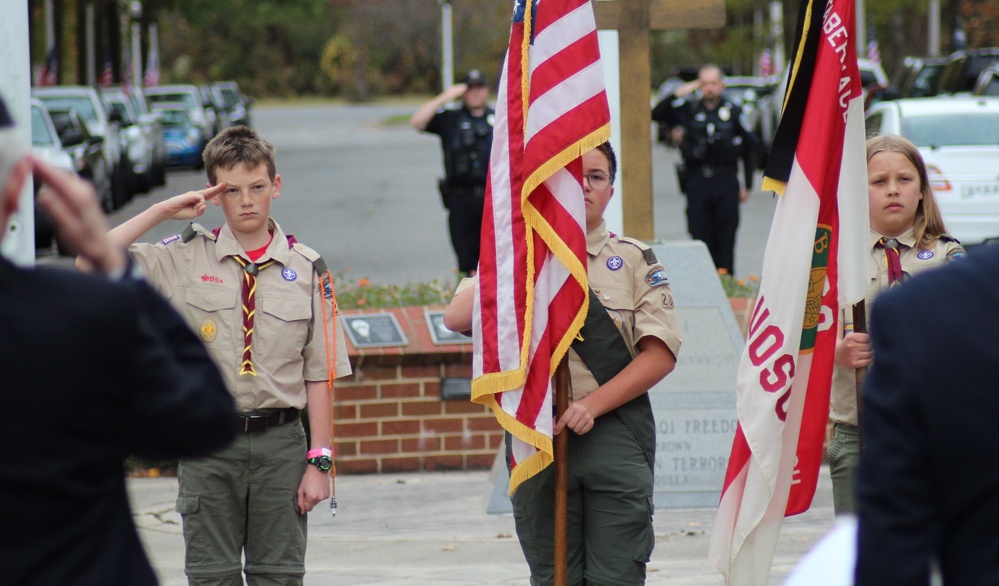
[107,125,351,585]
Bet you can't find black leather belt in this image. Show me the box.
[691,164,737,178]
[237,407,300,433]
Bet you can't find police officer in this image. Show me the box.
[411,69,494,275]
[652,64,757,275]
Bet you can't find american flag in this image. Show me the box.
[866,24,880,63]
[144,23,160,87]
[37,46,58,87]
[471,0,610,494]
[708,0,870,583]
[97,50,114,86]
[759,48,774,79]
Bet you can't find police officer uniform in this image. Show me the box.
[129,218,351,584]
[828,228,964,515]
[425,71,494,274]
[652,93,757,274]
[512,220,682,585]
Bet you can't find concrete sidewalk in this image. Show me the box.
[129,465,836,585]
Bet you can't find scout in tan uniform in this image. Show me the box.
[828,135,964,515]
[445,143,682,585]
[107,126,351,585]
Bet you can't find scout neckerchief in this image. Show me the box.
[876,236,903,287]
[232,235,276,376]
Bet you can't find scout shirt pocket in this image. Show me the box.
[184,286,238,350]
[256,295,312,359]
[590,284,637,353]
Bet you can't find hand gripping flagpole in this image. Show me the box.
[554,358,570,586]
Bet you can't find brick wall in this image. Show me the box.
[334,306,504,475]
[334,298,757,475]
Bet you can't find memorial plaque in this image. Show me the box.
[342,314,408,348]
[425,308,472,345]
[487,241,741,513]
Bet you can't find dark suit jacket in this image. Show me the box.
[855,246,999,585]
[0,257,237,585]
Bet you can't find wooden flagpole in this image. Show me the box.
[554,358,570,586]
[852,300,867,448]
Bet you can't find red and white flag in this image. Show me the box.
[472,0,610,493]
[708,0,869,583]
[37,46,58,87]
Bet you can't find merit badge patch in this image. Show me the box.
[160,234,181,246]
[606,256,624,271]
[917,250,934,260]
[645,266,669,288]
[281,268,298,281]
[200,318,218,343]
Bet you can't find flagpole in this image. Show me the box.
[852,300,867,448]
[554,357,570,586]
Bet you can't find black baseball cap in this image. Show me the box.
[462,69,487,87]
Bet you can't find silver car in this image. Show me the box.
[33,85,128,208]
[144,84,215,144]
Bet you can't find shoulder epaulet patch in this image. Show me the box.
[181,223,216,243]
[940,233,960,243]
[291,241,330,277]
[615,236,659,265]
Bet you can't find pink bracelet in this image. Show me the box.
[307,447,332,459]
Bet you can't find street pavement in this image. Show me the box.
[104,103,821,585]
[129,465,836,585]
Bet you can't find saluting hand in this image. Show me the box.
[32,156,126,276]
[159,183,227,221]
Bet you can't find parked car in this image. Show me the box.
[46,108,115,213]
[144,84,215,144]
[32,85,129,208]
[199,84,228,133]
[866,96,999,245]
[213,80,253,127]
[722,76,777,168]
[30,99,76,250]
[973,63,999,97]
[99,86,155,194]
[124,86,167,188]
[936,48,999,95]
[883,56,948,99]
[155,103,205,169]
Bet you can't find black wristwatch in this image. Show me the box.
[307,448,332,472]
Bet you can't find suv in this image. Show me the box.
[144,84,215,144]
[936,48,999,95]
[33,85,129,208]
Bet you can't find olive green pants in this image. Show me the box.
[511,411,655,586]
[828,422,860,516]
[177,420,308,586]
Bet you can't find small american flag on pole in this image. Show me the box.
[97,50,114,87]
[472,0,610,493]
[37,46,58,87]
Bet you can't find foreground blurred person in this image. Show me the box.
[855,244,999,585]
[0,96,237,585]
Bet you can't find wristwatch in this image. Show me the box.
[307,447,333,472]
